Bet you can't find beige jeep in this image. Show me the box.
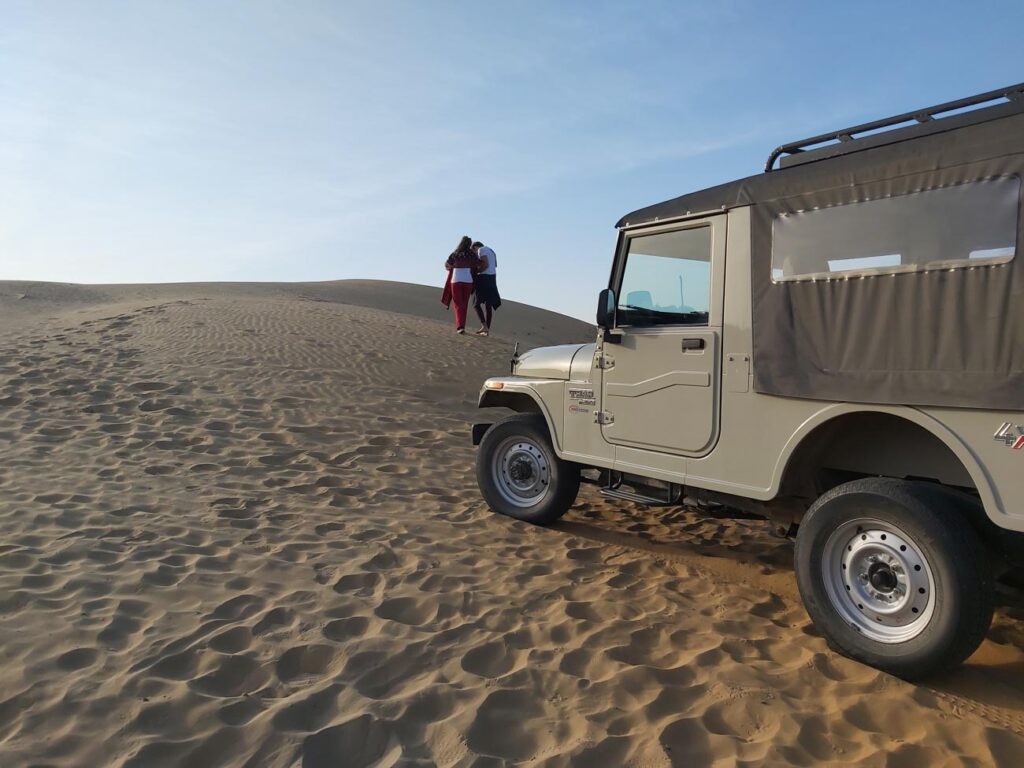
[473,82,1024,679]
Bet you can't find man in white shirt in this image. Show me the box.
[471,241,501,336]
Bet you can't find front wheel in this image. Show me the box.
[794,478,994,680]
[476,414,579,525]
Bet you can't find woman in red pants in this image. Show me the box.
[442,235,480,334]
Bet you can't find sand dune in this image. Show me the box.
[0,280,1023,767]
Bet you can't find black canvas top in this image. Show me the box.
[613,105,1024,410]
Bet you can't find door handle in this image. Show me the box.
[681,337,705,351]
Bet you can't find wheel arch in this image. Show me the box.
[772,404,1009,530]
[478,382,563,453]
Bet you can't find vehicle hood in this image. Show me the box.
[514,343,590,380]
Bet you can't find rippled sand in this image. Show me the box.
[1,279,1023,767]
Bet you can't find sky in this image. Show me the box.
[3,1,1023,321]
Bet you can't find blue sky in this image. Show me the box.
[3,1,1022,320]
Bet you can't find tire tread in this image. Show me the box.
[476,414,579,525]
[795,478,994,680]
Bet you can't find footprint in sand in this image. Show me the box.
[323,616,371,642]
[99,422,132,435]
[272,684,342,733]
[212,498,259,521]
[218,698,265,727]
[128,381,172,393]
[259,451,300,467]
[315,522,345,537]
[252,606,297,637]
[97,613,147,651]
[148,648,202,681]
[302,714,400,767]
[353,445,386,457]
[374,596,436,626]
[138,398,175,412]
[208,626,253,654]
[275,644,342,684]
[375,464,415,477]
[209,594,265,622]
[461,639,520,679]
[34,493,69,505]
[143,565,186,588]
[465,689,558,763]
[189,653,269,698]
[56,647,100,671]
[333,572,381,596]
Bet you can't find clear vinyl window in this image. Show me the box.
[617,225,711,326]
[771,176,1020,282]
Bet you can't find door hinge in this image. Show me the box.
[595,354,615,370]
[595,410,615,425]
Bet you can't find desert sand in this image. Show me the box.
[1,278,1023,767]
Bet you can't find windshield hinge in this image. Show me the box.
[595,410,615,426]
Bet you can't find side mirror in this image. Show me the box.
[596,288,622,344]
[596,288,615,329]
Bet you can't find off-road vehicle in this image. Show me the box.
[472,83,1024,679]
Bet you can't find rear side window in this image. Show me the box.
[771,176,1021,282]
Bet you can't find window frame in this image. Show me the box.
[769,174,1022,284]
[611,217,723,330]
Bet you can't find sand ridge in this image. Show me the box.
[0,281,1023,767]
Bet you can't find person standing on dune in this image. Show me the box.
[471,240,500,336]
[442,235,480,334]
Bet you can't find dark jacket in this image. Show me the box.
[445,249,480,271]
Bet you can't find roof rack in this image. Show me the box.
[765,82,1024,172]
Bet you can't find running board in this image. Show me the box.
[600,483,683,507]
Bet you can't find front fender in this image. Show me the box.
[477,378,566,454]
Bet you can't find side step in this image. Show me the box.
[599,472,683,507]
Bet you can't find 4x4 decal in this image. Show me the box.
[994,422,1024,449]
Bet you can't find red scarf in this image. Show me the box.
[441,270,453,309]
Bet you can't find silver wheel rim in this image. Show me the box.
[491,436,551,509]
[821,518,936,643]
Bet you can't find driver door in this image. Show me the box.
[600,216,725,456]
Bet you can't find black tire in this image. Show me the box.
[476,414,579,525]
[794,478,994,680]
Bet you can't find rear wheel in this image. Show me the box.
[476,414,579,525]
[795,478,994,680]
